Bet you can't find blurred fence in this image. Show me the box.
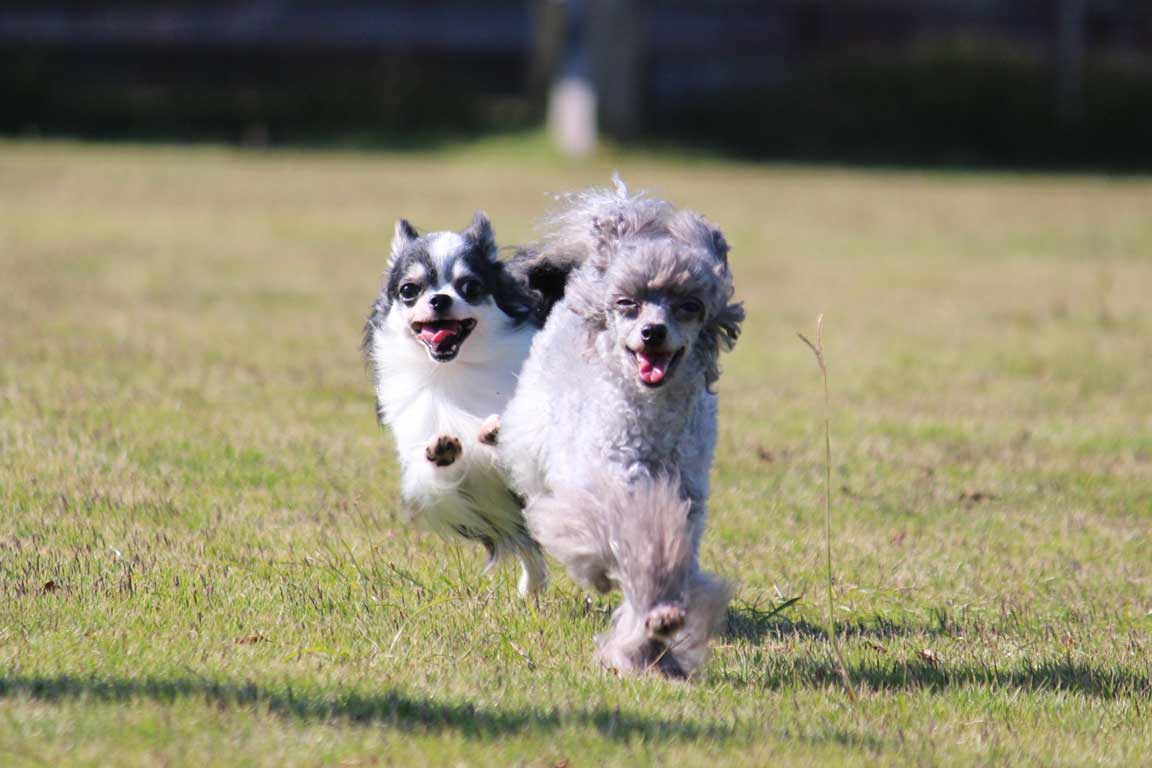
[0,2,532,144]
[0,2,527,52]
[1,0,1150,166]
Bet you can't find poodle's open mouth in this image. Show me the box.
[631,347,684,388]
[411,318,476,362]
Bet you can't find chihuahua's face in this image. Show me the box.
[380,213,530,363]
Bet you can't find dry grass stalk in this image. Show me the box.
[798,314,856,702]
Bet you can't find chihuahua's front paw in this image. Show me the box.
[477,414,501,446]
[425,434,462,467]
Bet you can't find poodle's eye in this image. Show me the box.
[398,282,422,302]
[615,298,639,315]
[677,298,704,317]
[457,277,484,302]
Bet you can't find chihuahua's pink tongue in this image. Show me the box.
[419,320,460,346]
[637,351,670,385]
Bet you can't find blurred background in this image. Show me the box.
[2,0,1150,169]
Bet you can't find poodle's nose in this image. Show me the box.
[640,323,667,346]
[429,294,453,313]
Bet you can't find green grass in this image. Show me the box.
[1,137,1150,766]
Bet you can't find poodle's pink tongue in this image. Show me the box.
[637,351,670,385]
[419,320,460,346]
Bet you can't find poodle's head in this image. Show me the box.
[566,206,744,392]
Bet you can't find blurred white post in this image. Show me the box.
[546,0,597,158]
[1055,0,1086,126]
[547,72,598,158]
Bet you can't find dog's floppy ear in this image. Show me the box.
[464,211,497,259]
[709,227,730,266]
[699,301,744,391]
[668,210,730,267]
[390,219,418,265]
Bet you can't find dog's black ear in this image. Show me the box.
[464,211,496,258]
[390,219,418,265]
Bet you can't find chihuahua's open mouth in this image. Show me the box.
[412,318,476,362]
[631,347,684,388]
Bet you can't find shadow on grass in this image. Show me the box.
[0,674,731,741]
[724,608,1149,699]
[717,657,1151,700]
[727,610,927,644]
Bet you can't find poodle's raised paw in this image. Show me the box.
[645,603,686,639]
[425,434,462,467]
[477,414,501,446]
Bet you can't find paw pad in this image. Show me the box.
[477,415,501,446]
[425,435,462,467]
[645,604,686,639]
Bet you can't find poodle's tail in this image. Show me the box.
[526,474,731,678]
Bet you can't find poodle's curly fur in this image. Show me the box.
[499,179,743,677]
[527,474,732,678]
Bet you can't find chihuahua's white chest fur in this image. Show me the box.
[363,217,547,595]
[371,313,534,536]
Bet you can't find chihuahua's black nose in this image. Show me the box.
[429,293,452,313]
[640,323,667,346]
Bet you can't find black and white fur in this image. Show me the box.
[498,180,743,676]
[363,212,547,596]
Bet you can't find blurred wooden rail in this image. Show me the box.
[0,3,528,52]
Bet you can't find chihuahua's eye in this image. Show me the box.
[615,298,639,315]
[677,298,704,316]
[457,277,484,302]
[398,282,421,302]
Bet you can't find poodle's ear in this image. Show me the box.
[464,211,497,258]
[390,219,418,265]
[716,302,744,346]
[709,227,730,266]
[700,301,745,390]
[667,210,729,266]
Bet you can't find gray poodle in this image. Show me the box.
[498,179,744,677]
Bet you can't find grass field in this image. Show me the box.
[1,137,1150,766]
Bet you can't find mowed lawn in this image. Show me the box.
[1,138,1150,767]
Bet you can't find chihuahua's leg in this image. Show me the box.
[477,414,501,446]
[517,543,548,597]
[424,434,462,467]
